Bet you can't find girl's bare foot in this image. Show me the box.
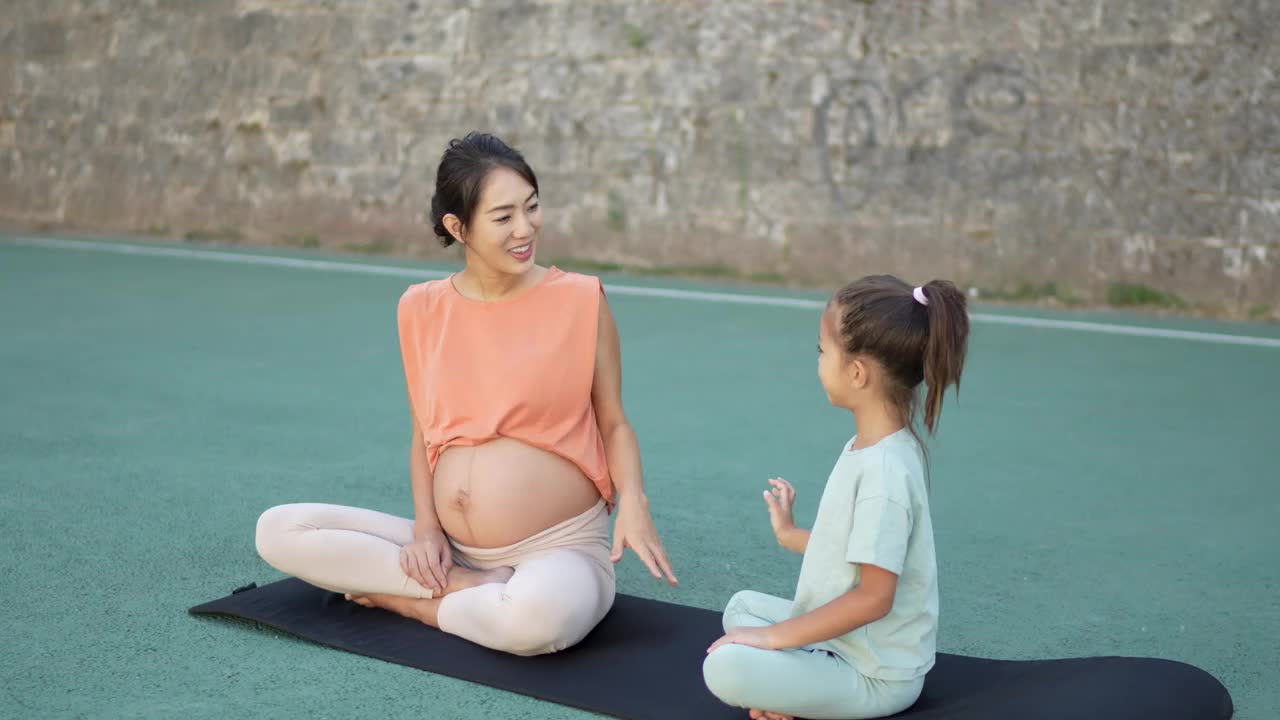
[748,710,792,720]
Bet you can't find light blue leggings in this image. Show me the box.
[702,591,924,720]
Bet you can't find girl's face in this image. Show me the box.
[455,166,542,275]
[818,306,852,408]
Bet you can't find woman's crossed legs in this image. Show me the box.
[255,502,615,656]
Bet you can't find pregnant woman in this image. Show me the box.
[255,132,676,656]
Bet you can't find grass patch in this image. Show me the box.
[648,263,738,279]
[283,233,321,249]
[974,282,1081,305]
[606,190,626,232]
[183,227,243,243]
[625,26,649,51]
[341,237,394,255]
[548,257,784,284]
[548,257,626,274]
[1105,282,1187,309]
[1248,304,1274,321]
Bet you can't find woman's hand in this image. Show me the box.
[706,625,776,654]
[610,494,678,586]
[401,525,453,595]
[764,477,797,540]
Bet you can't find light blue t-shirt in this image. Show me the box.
[789,428,938,681]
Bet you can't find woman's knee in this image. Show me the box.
[495,553,613,655]
[491,592,589,656]
[254,504,309,566]
[491,621,563,657]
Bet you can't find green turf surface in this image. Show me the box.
[1,235,1275,718]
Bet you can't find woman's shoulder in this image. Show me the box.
[541,270,607,313]
[397,278,451,319]
[543,267,604,294]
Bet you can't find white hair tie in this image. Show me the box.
[913,286,929,306]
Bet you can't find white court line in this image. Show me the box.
[9,236,450,280]
[8,235,1280,348]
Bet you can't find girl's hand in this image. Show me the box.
[611,494,678,585]
[763,477,797,539]
[707,626,776,654]
[400,525,453,594]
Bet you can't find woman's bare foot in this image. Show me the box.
[445,565,514,594]
[346,593,440,625]
[344,566,513,625]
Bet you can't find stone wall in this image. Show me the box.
[2,0,1277,309]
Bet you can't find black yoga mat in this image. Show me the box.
[190,579,1233,720]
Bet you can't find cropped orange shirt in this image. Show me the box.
[397,267,614,504]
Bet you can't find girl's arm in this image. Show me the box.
[776,526,812,554]
[592,293,678,586]
[765,478,808,553]
[708,564,898,653]
[766,564,897,649]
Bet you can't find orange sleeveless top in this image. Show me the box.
[397,267,614,504]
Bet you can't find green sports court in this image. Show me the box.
[1,234,1277,718]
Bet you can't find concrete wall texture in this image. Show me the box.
[2,0,1277,309]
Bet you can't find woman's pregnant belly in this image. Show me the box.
[433,437,602,548]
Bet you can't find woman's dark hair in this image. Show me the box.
[829,275,970,437]
[429,132,539,248]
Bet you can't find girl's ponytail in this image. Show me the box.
[919,280,970,433]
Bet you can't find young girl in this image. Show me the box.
[703,275,969,720]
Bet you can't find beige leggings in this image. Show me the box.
[254,500,616,656]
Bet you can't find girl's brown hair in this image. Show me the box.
[830,275,970,436]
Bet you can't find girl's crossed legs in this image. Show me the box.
[703,590,923,720]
